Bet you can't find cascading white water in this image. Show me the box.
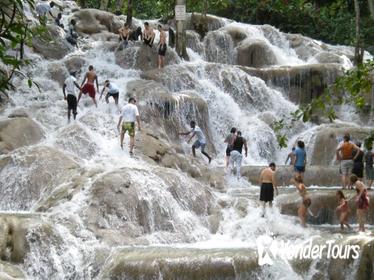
[0,2,373,279]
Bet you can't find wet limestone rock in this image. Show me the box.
[277,190,374,225]
[32,24,73,60]
[0,146,79,211]
[84,167,214,246]
[310,124,373,165]
[7,108,28,118]
[0,117,44,155]
[0,92,9,112]
[64,56,87,73]
[237,39,278,68]
[186,13,227,33]
[71,9,123,34]
[55,123,98,159]
[47,62,69,87]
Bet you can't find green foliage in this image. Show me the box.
[0,0,40,94]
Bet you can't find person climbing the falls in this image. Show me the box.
[336,190,351,231]
[293,174,312,227]
[259,163,278,216]
[117,97,141,156]
[55,13,64,29]
[66,19,79,47]
[100,80,120,108]
[336,134,360,189]
[293,140,307,179]
[229,131,248,180]
[224,127,237,170]
[78,65,99,107]
[179,121,212,164]
[157,24,167,69]
[352,142,364,181]
[350,175,370,232]
[117,23,130,51]
[143,22,155,47]
[364,141,374,190]
[63,71,81,122]
[35,1,55,24]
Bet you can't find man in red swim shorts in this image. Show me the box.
[78,65,99,107]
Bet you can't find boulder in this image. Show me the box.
[0,261,25,279]
[240,165,342,186]
[64,56,87,73]
[241,64,344,104]
[97,247,259,280]
[186,13,227,33]
[54,124,98,159]
[71,9,123,34]
[47,62,69,87]
[356,238,374,280]
[0,146,79,211]
[277,190,374,225]
[314,52,345,64]
[84,167,213,246]
[237,39,278,68]
[309,124,373,165]
[0,214,43,264]
[32,24,73,60]
[0,117,44,154]
[115,43,180,71]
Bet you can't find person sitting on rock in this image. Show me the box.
[336,190,351,231]
[66,19,79,47]
[78,65,99,107]
[129,26,142,41]
[157,24,167,69]
[143,22,155,47]
[179,121,212,164]
[351,175,370,232]
[55,13,64,29]
[117,23,130,50]
[63,71,81,122]
[36,1,55,24]
[100,80,120,108]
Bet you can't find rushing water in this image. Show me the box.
[0,2,373,279]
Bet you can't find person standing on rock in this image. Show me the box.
[100,80,120,108]
[229,131,248,180]
[157,25,167,69]
[352,142,364,181]
[78,65,99,107]
[143,22,155,47]
[117,23,130,50]
[63,72,81,122]
[224,127,237,170]
[364,142,374,190]
[117,97,141,156]
[293,140,307,179]
[36,1,55,24]
[350,175,370,232]
[55,13,64,29]
[179,121,212,164]
[259,163,278,216]
[336,134,360,189]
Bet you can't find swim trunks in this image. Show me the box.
[122,122,135,137]
[192,140,206,152]
[294,166,305,173]
[158,43,167,56]
[260,182,274,202]
[81,83,96,98]
[67,94,77,113]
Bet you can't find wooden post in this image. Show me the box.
[175,0,188,60]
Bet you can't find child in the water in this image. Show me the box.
[293,175,311,227]
[336,190,351,231]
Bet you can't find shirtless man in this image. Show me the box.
[157,25,167,69]
[143,22,155,47]
[259,163,278,216]
[118,23,130,50]
[78,65,99,107]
